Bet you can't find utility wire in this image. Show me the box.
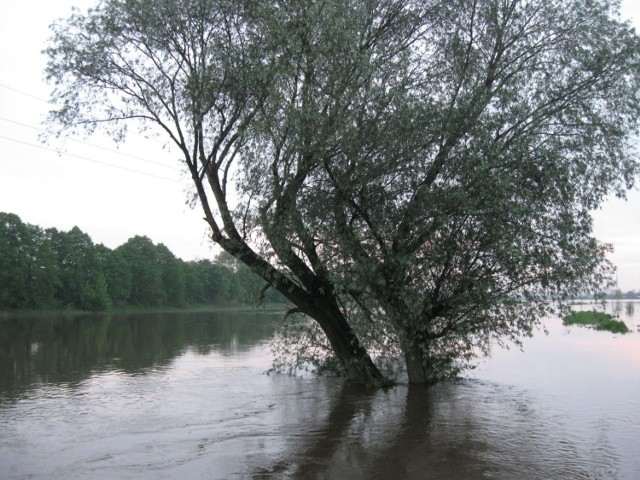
[0,82,48,103]
[0,134,180,183]
[0,82,166,146]
[0,116,180,172]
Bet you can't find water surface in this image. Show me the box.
[1,304,638,479]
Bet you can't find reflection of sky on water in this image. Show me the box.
[472,306,640,478]
[566,300,640,363]
[474,307,640,389]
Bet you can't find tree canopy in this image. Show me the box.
[45,0,640,384]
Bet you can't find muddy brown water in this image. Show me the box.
[1,303,639,479]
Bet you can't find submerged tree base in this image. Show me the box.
[563,310,630,334]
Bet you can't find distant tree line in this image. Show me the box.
[572,289,640,301]
[608,289,640,300]
[0,212,279,311]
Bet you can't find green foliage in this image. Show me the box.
[0,212,31,309]
[47,226,108,310]
[155,243,187,307]
[0,212,271,312]
[79,274,112,312]
[96,245,132,304]
[0,213,60,309]
[182,256,266,305]
[239,0,640,382]
[563,310,630,334]
[116,236,164,307]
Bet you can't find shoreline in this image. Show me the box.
[0,302,288,320]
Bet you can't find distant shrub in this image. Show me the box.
[563,310,630,334]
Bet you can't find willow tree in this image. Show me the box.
[46,0,640,385]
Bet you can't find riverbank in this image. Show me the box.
[0,302,287,320]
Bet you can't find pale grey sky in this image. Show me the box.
[1,0,639,290]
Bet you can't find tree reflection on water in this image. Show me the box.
[0,311,277,400]
[253,380,622,480]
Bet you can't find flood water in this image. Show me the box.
[1,303,639,479]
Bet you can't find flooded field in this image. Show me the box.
[1,303,639,479]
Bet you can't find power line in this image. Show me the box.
[0,82,49,103]
[0,134,181,183]
[0,116,181,172]
[0,82,166,146]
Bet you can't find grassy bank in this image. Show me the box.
[563,310,630,334]
[0,302,287,319]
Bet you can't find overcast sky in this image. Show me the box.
[1,1,639,290]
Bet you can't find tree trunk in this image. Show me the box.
[220,240,389,387]
[404,341,434,385]
[312,299,391,388]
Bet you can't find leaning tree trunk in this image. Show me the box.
[221,239,389,387]
[308,291,391,387]
[190,154,388,386]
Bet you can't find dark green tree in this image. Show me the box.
[155,243,187,307]
[184,258,234,304]
[0,213,35,309]
[48,226,111,311]
[116,236,163,307]
[207,263,232,302]
[45,0,640,384]
[28,226,60,308]
[95,244,132,305]
[214,251,268,304]
[0,213,59,309]
[183,260,208,304]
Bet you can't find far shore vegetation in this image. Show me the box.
[3,211,637,320]
[1,212,286,315]
[563,310,630,334]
